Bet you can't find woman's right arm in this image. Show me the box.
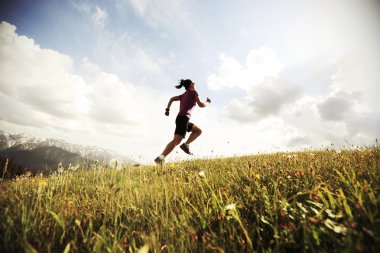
[165,95,181,115]
[167,95,181,109]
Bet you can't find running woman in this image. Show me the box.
[155,79,211,165]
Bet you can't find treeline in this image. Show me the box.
[0,156,30,179]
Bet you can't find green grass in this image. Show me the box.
[0,148,379,252]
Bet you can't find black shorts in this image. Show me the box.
[174,115,194,138]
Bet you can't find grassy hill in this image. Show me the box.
[0,148,379,252]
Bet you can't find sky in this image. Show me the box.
[1,0,379,164]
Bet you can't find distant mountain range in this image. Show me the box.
[0,130,134,178]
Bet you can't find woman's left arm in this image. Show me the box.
[196,96,211,108]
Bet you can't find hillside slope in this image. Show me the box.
[0,149,379,252]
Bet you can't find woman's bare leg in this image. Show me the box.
[162,134,183,157]
[185,125,202,145]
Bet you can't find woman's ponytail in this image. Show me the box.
[175,79,184,89]
[175,79,192,90]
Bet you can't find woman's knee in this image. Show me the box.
[191,125,202,134]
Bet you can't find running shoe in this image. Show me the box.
[180,143,193,155]
[154,155,165,165]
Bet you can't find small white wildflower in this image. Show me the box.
[225,203,236,211]
[336,150,342,154]
[333,225,347,234]
[198,170,205,178]
[57,163,64,173]
[287,155,292,159]
[350,146,360,151]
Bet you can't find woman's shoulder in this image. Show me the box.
[190,90,199,96]
[182,90,198,98]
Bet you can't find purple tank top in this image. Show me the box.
[178,90,198,118]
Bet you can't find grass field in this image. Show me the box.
[0,148,379,252]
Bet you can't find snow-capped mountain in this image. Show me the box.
[0,130,37,149]
[0,130,132,162]
[0,130,134,176]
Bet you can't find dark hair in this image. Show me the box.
[175,79,193,90]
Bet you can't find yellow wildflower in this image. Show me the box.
[39,180,48,188]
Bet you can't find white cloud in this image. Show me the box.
[208,47,301,122]
[127,0,148,16]
[284,50,380,147]
[223,80,302,123]
[331,54,369,94]
[208,47,284,91]
[71,2,91,14]
[72,2,108,28]
[208,42,379,150]
[127,0,191,29]
[92,6,108,28]
[0,21,160,145]
[86,28,164,85]
[276,95,350,148]
[314,52,380,139]
[0,22,90,119]
[245,47,284,85]
[223,98,257,123]
[84,69,143,126]
[248,80,302,116]
[317,92,356,122]
[207,54,245,90]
